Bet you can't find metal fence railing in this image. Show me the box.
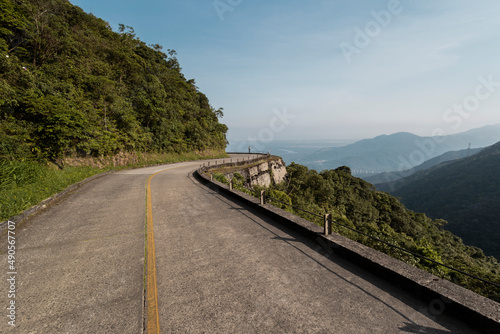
[200,156,500,290]
[261,192,500,289]
[200,153,270,169]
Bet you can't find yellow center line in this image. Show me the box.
[145,163,198,334]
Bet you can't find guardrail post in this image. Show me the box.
[210,173,213,181]
[229,179,233,190]
[324,213,332,235]
[260,191,265,205]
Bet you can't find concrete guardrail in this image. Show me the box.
[196,157,500,334]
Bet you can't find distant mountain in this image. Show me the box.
[299,124,500,176]
[365,147,483,185]
[379,141,500,259]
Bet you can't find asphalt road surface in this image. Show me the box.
[0,155,480,333]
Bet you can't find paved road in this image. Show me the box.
[0,155,479,333]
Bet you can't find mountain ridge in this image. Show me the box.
[380,141,500,259]
[299,124,500,176]
[366,147,483,185]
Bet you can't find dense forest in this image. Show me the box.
[381,141,500,260]
[222,163,500,301]
[0,0,227,162]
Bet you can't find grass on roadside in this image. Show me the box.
[0,161,104,221]
[1,151,228,222]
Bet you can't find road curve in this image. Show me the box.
[1,155,479,333]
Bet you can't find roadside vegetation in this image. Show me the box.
[212,164,500,302]
[1,151,228,222]
[1,0,229,221]
[1,0,227,162]
[0,160,101,221]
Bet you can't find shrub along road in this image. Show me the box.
[0,155,479,333]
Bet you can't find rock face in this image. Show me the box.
[229,157,287,187]
[269,158,288,185]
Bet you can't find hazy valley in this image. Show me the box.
[229,124,500,261]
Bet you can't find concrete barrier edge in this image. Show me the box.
[195,167,500,334]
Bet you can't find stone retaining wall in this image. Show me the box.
[205,155,287,187]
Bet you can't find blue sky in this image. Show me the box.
[70,0,500,142]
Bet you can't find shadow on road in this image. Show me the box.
[400,322,452,333]
[188,170,474,333]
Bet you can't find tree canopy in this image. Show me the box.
[267,163,500,301]
[389,142,500,260]
[0,0,227,161]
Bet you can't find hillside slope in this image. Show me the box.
[300,132,421,173]
[382,142,500,259]
[366,147,483,185]
[266,163,500,301]
[0,0,227,161]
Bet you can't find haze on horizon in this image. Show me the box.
[70,0,500,142]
